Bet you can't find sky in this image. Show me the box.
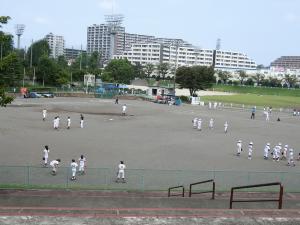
[1,0,300,65]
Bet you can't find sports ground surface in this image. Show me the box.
[1,97,300,224]
[1,97,300,171]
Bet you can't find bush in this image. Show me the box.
[180,95,190,103]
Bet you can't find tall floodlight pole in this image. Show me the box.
[15,24,25,49]
[105,14,124,60]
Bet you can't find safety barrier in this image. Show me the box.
[189,179,215,199]
[229,182,283,209]
[168,185,185,197]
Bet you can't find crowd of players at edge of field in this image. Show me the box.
[193,104,300,167]
[40,99,127,183]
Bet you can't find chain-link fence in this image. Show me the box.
[0,166,299,192]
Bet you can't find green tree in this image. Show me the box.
[133,62,145,79]
[36,55,57,85]
[88,51,100,71]
[104,59,134,84]
[176,66,215,96]
[283,74,297,88]
[144,63,155,78]
[237,70,247,84]
[252,73,264,85]
[0,87,14,107]
[26,40,50,67]
[217,71,232,84]
[157,62,169,80]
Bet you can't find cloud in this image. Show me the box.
[97,0,119,12]
[284,12,299,23]
[34,17,49,25]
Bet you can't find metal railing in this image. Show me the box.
[0,166,298,193]
[168,185,185,197]
[189,179,215,199]
[229,182,284,209]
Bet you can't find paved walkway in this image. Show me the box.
[0,190,299,224]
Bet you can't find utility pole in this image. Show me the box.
[173,41,179,95]
[80,44,82,70]
[30,39,33,68]
[23,46,26,87]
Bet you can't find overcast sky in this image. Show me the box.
[1,0,300,65]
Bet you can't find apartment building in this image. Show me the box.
[45,33,65,58]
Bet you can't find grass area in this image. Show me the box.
[201,94,300,108]
[211,84,300,97]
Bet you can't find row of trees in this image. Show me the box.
[217,71,299,88]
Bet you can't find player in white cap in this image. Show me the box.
[70,159,78,181]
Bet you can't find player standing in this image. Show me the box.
[80,114,84,128]
[116,161,126,183]
[67,116,71,129]
[122,104,127,116]
[42,109,47,121]
[236,140,242,156]
[248,142,253,160]
[42,145,50,167]
[78,155,86,175]
[70,159,78,181]
[224,121,228,133]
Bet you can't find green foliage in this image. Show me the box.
[133,62,145,79]
[0,52,23,86]
[144,63,155,78]
[104,59,134,84]
[176,66,215,96]
[217,71,231,84]
[179,95,190,103]
[212,84,300,97]
[202,94,300,108]
[237,70,247,84]
[156,62,169,80]
[0,87,14,107]
[26,40,50,67]
[0,16,11,27]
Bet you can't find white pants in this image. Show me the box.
[117,170,125,179]
[79,165,84,172]
[44,157,48,164]
[80,120,84,128]
[72,169,76,177]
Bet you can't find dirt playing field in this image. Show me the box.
[1,97,299,172]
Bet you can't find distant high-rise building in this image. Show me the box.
[87,24,125,61]
[45,33,65,58]
[271,56,300,69]
[64,48,87,62]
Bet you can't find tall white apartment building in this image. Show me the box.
[114,44,257,76]
[45,33,65,58]
[214,50,256,71]
[87,24,125,61]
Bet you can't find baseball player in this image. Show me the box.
[67,116,71,129]
[192,117,198,129]
[287,149,295,167]
[42,109,47,121]
[42,145,50,167]
[78,155,86,175]
[224,121,228,133]
[236,140,242,156]
[197,118,202,131]
[248,142,253,160]
[116,161,126,183]
[209,118,214,129]
[70,159,78,181]
[122,104,127,116]
[53,117,57,129]
[263,143,270,160]
[282,145,288,160]
[50,159,61,175]
[80,114,84,128]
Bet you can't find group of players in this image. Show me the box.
[42,145,87,180]
[236,140,298,167]
[192,117,229,133]
[41,104,127,182]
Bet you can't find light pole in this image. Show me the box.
[15,24,25,49]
